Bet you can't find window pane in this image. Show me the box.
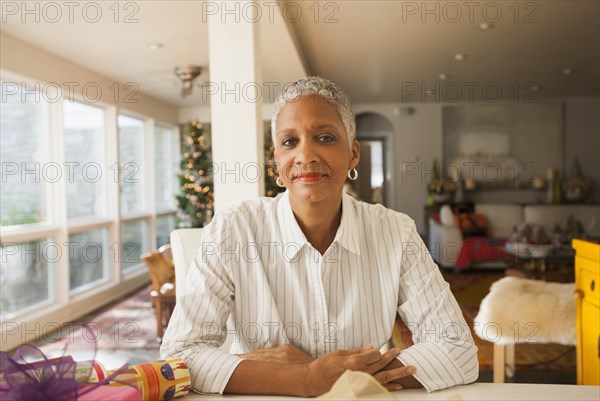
[0,239,54,316]
[156,214,176,247]
[155,126,178,212]
[69,228,109,291]
[369,141,384,187]
[0,82,48,226]
[118,115,144,215]
[64,101,105,219]
[121,220,148,271]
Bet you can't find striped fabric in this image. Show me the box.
[160,190,478,394]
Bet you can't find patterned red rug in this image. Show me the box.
[38,287,160,352]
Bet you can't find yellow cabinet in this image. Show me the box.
[573,239,600,385]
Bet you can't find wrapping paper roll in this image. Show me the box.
[108,359,191,401]
[76,360,107,383]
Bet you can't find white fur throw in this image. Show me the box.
[474,277,576,345]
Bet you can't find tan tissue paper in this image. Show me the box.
[317,370,463,401]
[317,371,397,400]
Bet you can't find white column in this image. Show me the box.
[208,1,265,212]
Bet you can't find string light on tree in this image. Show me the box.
[264,127,286,198]
[176,121,214,228]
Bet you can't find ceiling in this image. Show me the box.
[1,0,598,106]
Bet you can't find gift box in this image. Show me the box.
[78,385,141,401]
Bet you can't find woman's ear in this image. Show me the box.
[350,139,360,168]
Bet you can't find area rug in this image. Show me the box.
[37,287,161,352]
[441,270,576,372]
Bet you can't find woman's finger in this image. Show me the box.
[373,365,417,384]
[337,347,367,356]
[383,383,403,392]
[364,348,401,374]
[380,347,402,366]
[362,348,386,365]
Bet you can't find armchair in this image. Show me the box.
[429,204,523,269]
[140,247,176,340]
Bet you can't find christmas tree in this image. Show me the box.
[176,121,214,228]
[264,127,286,198]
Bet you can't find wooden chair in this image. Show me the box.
[140,249,176,340]
[159,244,174,269]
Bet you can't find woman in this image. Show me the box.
[161,77,478,396]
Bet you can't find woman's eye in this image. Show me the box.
[282,138,296,147]
[318,135,334,143]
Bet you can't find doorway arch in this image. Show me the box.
[355,112,396,209]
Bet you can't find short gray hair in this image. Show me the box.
[271,76,356,148]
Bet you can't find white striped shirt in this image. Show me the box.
[160,190,478,394]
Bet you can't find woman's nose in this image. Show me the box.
[294,140,319,164]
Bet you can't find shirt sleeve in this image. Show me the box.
[160,213,243,394]
[395,216,479,392]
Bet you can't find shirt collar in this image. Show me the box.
[276,191,361,259]
[276,191,308,258]
[335,192,361,255]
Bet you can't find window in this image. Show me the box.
[118,115,144,216]
[154,124,179,247]
[154,125,179,212]
[0,239,54,315]
[64,102,106,219]
[118,114,153,272]
[121,220,148,271]
[1,81,53,317]
[0,82,48,226]
[68,228,109,291]
[63,100,111,292]
[156,214,176,248]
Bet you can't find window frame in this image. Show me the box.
[0,70,181,326]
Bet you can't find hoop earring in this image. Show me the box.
[276,176,286,187]
[347,168,358,181]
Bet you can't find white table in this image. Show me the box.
[183,383,600,400]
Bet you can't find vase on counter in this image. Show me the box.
[546,168,555,204]
[563,157,591,203]
[552,171,564,204]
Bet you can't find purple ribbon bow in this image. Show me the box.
[0,325,131,401]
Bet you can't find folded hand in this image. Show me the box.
[305,345,416,396]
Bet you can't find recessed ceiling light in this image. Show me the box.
[454,53,465,61]
[148,43,163,51]
[563,68,573,75]
[479,22,493,30]
[438,73,448,80]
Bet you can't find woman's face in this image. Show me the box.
[273,95,360,204]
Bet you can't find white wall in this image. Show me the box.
[564,96,600,203]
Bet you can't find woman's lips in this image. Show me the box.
[295,172,327,182]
